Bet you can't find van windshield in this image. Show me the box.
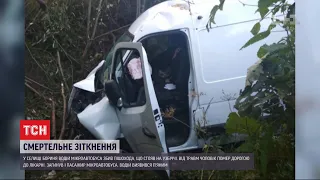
[104,31,134,80]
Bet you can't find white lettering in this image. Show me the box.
[23,125,47,136]
[23,125,30,135]
[39,125,47,135]
[31,125,38,135]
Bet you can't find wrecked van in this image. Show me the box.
[68,0,286,176]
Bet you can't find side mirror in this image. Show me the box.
[104,80,122,107]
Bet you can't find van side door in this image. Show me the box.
[109,42,170,178]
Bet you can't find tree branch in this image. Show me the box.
[86,0,92,40]
[93,24,131,40]
[25,82,51,101]
[51,99,56,139]
[58,83,67,140]
[136,0,141,18]
[56,51,70,93]
[25,76,52,91]
[80,0,104,73]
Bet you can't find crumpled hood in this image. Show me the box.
[77,97,120,140]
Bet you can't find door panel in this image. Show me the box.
[110,42,169,177]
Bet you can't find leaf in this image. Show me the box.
[240,31,271,50]
[258,0,278,10]
[251,22,261,35]
[262,43,288,57]
[258,7,269,18]
[272,5,281,15]
[257,0,278,18]
[268,23,276,31]
[209,5,220,25]
[225,112,260,135]
[219,0,225,10]
[242,22,279,50]
[225,112,242,134]
[203,144,209,151]
[281,4,287,13]
[257,43,287,58]
[257,46,269,58]
[207,1,225,29]
[236,142,254,152]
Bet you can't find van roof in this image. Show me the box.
[128,0,217,38]
[128,0,287,39]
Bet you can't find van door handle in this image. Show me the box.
[142,127,156,139]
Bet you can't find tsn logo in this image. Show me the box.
[20,120,50,140]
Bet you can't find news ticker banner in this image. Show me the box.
[21,152,254,171]
[20,120,254,170]
[21,140,254,171]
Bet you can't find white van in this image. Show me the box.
[68,0,286,176]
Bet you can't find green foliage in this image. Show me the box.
[241,30,270,50]
[206,0,225,31]
[257,0,277,18]
[209,6,219,25]
[236,43,294,116]
[241,23,276,50]
[226,113,294,179]
[207,0,295,179]
[250,22,261,35]
[225,112,260,135]
[257,43,287,58]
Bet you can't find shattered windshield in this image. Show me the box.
[104,31,134,80]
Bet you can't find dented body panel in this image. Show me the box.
[77,97,120,140]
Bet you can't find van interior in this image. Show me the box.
[113,31,192,147]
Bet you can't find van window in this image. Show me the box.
[104,31,134,81]
[111,48,147,107]
[141,36,169,60]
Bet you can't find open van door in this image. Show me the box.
[108,42,169,178]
